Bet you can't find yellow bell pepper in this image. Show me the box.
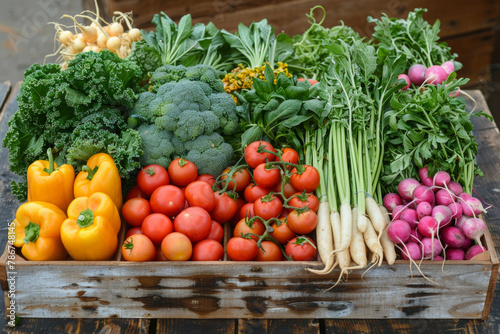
[61,192,121,261]
[74,153,123,210]
[12,201,68,261]
[27,148,75,212]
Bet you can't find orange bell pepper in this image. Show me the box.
[12,201,68,261]
[61,192,121,261]
[74,153,123,210]
[27,148,75,212]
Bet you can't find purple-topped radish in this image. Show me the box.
[433,171,451,187]
[441,61,455,74]
[461,218,486,246]
[398,178,421,201]
[401,241,422,260]
[432,205,453,229]
[440,226,466,248]
[425,65,448,85]
[413,185,435,205]
[465,245,488,260]
[448,202,463,219]
[398,74,411,90]
[460,197,486,217]
[408,64,427,86]
[445,248,465,260]
[421,237,442,259]
[383,193,402,212]
[435,189,455,206]
[387,220,412,244]
[418,216,439,238]
[416,201,433,219]
[401,208,419,229]
[419,166,433,188]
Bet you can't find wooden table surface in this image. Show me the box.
[0,82,499,333]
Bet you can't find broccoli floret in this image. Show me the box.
[150,65,187,89]
[183,133,234,176]
[172,110,220,141]
[184,65,225,92]
[138,123,176,167]
[209,93,240,135]
[127,91,156,127]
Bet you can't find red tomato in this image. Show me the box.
[286,236,317,261]
[287,209,317,235]
[255,241,283,261]
[253,163,281,188]
[270,218,296,244]
[230,198,247,226]
[136,164,170,196]
[192,239,224,261]
[220,167,251,192]
[184,181,216,212]
[210,192,238,224]
[122,234,156,262]
[227,237,258,261]
[233,219,265,241]
[141,213,174,246]
[239,202,255,220]
[297,78,318,85]
[288,193,320,212]
[290,165,320,193]
[244,183,272,203]
[206,220,224,243]
[196,174,216,187]
[173,207,212,243]
[279,208,291,218]
[125,185,149,201]
[156,247,168,261]
[125,227,143,239]
[244,141,277,169]
[149,185,185,218]
[161,232,192,261]
[274,181,297,200]
[253,195,283,220]
[122,198,151,227]
[277,148,299,169]
[168,158,198,186]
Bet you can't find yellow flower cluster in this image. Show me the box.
[223,62,292,95]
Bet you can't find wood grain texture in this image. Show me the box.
[238,319,320,334]
[157,319,236,333]
[0,82,11,112]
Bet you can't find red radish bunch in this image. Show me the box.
[398,61,459,95]
[382,166,488,261]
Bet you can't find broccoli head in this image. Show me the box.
[183,133,234,177]
[150,64,224,93]
[209,93,240,135]
[138,123,176,167]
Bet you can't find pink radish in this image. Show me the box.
[448,202,463,219]
[448,181,463,196]
[398,178,421,201]
[383,193,402,212]
[401,208,419,229]
[413,185,435,204]
[460,197,486,217]
[440,226,466,248]
[401,241,423,260]
[416,201,433,219]
[419,166,433,188]
[465,245,488,260]
[392,205,406,220]
[461,218,486,245]
[421,237,442,259]
[398,74,411,90]
[433,171,451,187]
[460,237,472,251]
[418,216,439,238]
[445,248,465,260]
[455,215,472,230]
[458,192,472,202]
[408,64,427,86]
[441,61,455,74]
[387,220,412,244]
[425,65,448,85]
[410,228,423,242]
[435,189,455,206]
[432,255,444,261]
[432,205,452,228]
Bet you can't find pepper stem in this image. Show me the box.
[43,148,56,175]
[23,222,40,244]
[76,208,94,228]
[82,165,99,181]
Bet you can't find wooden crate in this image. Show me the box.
[0,223,498,320]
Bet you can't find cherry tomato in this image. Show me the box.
[233,218,265,241]
[253,163,281,188]
[136,164,170,196]
[297,78,318,85]
[206,220,224,243]
[287,209,317,235]
[253,195,283,220]
[227,237,258,261]
[270,218,296,244]
[255,241,283,261]
[290,165,320,193]
[279,208,291,219]
[277,148,299,170]
[220,167,251,192]
[125,185,149,201]
[168,158,198,186]
[230,198,247,226]
[122,234,156,262]
[125,227,143,239]
[141,213,174,246]
[244,183,272,203]
[122,198,151,227]
[192,239,224,261]
[150,185,185,218]
[184,181,216,212]
[274,181,297,200]
[173,207,212,243]
[288,193,320,212]
[196,174,216,187]
[244,141,277,169]
[156,247,168,261]
[161,232,193,261]
[210,192,238,224]
[286,236,317,261]
[239,202,255,220]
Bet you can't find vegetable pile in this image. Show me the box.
[4,5,492,281]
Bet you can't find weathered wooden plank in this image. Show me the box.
[238,319,320,334]
[2,318,150,334]
[0,82,11,112]
[157,319,236,333]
